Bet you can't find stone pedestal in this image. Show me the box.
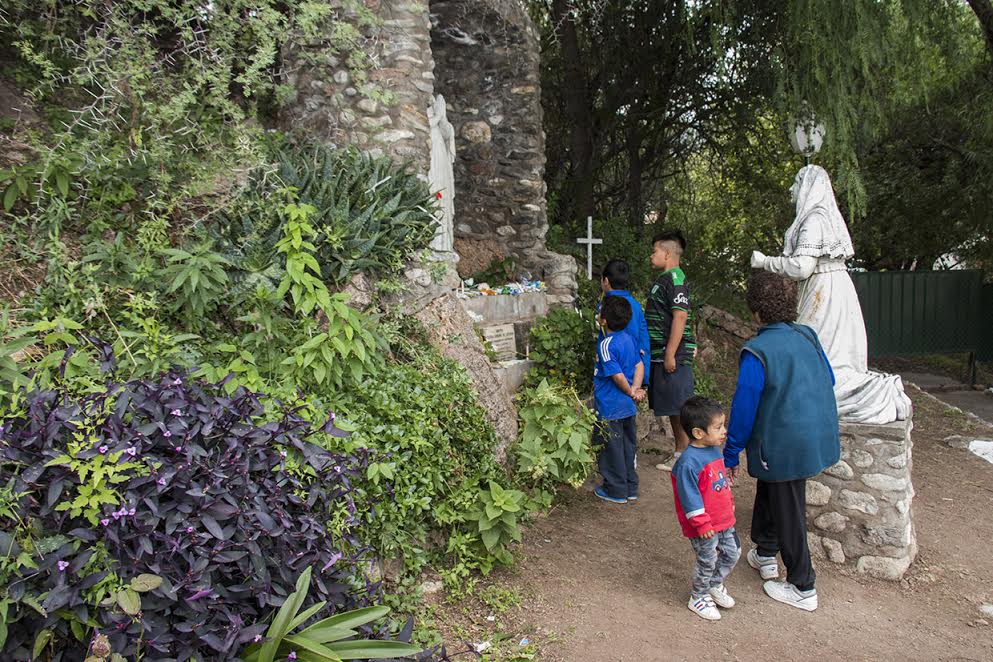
[806,415,917,580]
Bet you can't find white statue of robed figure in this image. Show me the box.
[428,94,456,256]
[751,164,911,424]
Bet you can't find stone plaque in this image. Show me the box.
[482,323,517,362]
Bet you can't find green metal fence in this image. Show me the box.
[981,283,993,362]
[850,269,987,359]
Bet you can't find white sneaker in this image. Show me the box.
[747,548,779,580]
[763,580,818,611]
[687,594,721,620]
[709,584,735,609]
[656,451,682,472]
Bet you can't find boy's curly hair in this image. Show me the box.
[746,271,798,324]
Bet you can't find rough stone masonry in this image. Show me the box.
[281,0,576,303]
[806,416,917,580]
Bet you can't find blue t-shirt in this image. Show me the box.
[593,331,638,420]
[597,290,651,379]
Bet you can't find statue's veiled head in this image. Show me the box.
[792,164,836,215]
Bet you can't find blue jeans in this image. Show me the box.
[595,416,638,499]
[688,527,741,598]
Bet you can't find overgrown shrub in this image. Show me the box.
[214,143,438,287]
[525,308,596,394]
[0,371,373,660]
[514,380,597,496]
[333,347,503,563]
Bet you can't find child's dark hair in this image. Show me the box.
[746,271,798,324]
[652,229,687,254]
[601,259,630,290]
[679,396,724,438]
[600,295,632,332]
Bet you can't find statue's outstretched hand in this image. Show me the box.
[750,250,767,269]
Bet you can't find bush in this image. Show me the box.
[333,347,505,575]
[0,371,373,661]
[214,143,438,287]
[525,308,596,394]
[514,380,597,494]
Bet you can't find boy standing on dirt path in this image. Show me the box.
[592,295,646,504]
[646,230,697,472]
[672,396,740,621]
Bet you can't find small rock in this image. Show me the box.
[405,267,432,287]
[357,98,378,114]
[850,449,874,468]
[886,454,908,469]
[861,473,908,492]
[814,512,849,533]
[822,537,846,564]
[838,489,879,515]
[856,554,912,580]
[823,460,854,480]
[806,480,831,506]
[420,579,444,595]
[461,121,492,143]
[979,603,993,618]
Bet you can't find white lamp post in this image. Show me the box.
[790,115,825,160]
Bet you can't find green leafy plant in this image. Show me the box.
[0,313,34,392]
[275,198,330,315]
[158,240,231,321]
[514,379,596,491]
[241,566,420,662]
[216,143,438,286]
[525,308,596,393]
[464,481,525,568]
[47,438,151,527]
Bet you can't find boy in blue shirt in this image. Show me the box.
[597,259,651,382]
[593,296,646,504]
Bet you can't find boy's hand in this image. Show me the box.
[632,388,647,403]
[664,355,677,373]
[699,529,715,539]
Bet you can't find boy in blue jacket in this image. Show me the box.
[672,396,740,621]
[597,259,651,381]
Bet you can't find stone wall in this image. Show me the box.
[806,416,917,580]
[281,0,435,170]
[429,0,576,302]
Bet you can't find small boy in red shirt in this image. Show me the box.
[671,396,740,620]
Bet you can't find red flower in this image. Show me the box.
[435,191,443,199]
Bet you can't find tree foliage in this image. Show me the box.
[534,0,993,285]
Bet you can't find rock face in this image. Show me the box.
[806,416,917,580]
[281,0,436,169]
[282,0,577,303]
[430,0,576,302]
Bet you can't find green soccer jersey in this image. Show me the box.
[645,266,696,365]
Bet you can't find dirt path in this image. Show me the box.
[436,388,993,661]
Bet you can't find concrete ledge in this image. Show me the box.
[493,359,533,396]
[461,292,548,326]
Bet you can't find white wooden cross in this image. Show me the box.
[576,216,602,280]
